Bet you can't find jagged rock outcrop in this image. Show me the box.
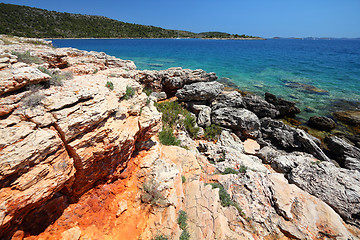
[0,38,162,238]
[2,36,360,240]
[196,105,211,127]
[0,67,50,96]
[212,107,261,138]
[211,90,244,110]
[288,161,360,228]
[325,136,360,171]
[222,171,357,239]
[264,92,300,117]
[260,117,330,161]
[138,67,217,95]
[242,94,279,118]
[175,81,224,102]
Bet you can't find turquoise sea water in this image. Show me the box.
[52,39,360,121]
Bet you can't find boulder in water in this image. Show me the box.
[308,116,336,131]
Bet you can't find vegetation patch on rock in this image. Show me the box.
[208,182,246,217]
[178,210,190,240]
[141,179,167,207]
[123,86,135,100]
[38,66,73,86]
[155,101,199,146]
[158,127,181,146]
[12,51,42,64]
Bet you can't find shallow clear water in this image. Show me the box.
[52,38,360,121]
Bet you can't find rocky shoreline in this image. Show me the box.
[0,35,360,239]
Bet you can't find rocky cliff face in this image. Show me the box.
[1,35,360,240]
[0,36,163,238]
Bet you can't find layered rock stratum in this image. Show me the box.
[0,35,359,240]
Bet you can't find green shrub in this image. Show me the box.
[38,66,72,86]
[123,86,135,100]
[179,229,190,240]
[217,152,226,162]
[177,210,190,240]
[155,101,198,139]
[184,114,199,138]
[181,175,186,183]
[141,179,166,207]
[239,165,247,174]
[143,87,152,96]
[204,124,222,141]
[209,183,232,207]
[105,81,114,90]
[152,235,168,240]
[209,182,245,217]
[155,101,185,127]
[221,168,238,175]
[13,51,42,64]
[177,210,188,230]
[159,128,180,146]
[93,68,99,74]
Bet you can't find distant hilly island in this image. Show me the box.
[0,3,261,39]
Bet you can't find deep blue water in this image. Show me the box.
[52,38,360,121]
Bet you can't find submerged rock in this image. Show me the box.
[285,81,329,95]
[308,115,336,131]
[334,110,360,127]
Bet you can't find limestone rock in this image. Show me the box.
[325,136,360,171]
[116,200,128,217]
[0,67,50,96]
[242,94,279,118]
[217,130,244,153]
[243,139,260,155]
[261,118,330,161]
[61,226,81,240]
[295,129,330,161]
[221,172,357,239]
[211,91,244,110]
[197,105,211,127]
[175,81,224,102]
[288,161,360,228]
[0,129,75,234]
[212,107,260,138]
[149,91,167,101]
[256,146,281,164]
[138,67,217,95]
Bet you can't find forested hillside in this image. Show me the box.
[0,3,260,39]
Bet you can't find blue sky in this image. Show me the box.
[1,0,360,37]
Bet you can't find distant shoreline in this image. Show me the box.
[46,37,266,40]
